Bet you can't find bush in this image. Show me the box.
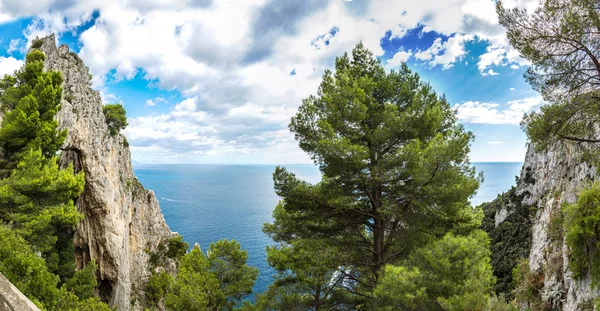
[63,260,99,300]
[563,183,600,286]
[167,236,188,260]
[145,271,172,307]
[103,104,128,136]
[512,259,543,307]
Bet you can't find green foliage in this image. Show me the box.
[145,271,172,308]
[0,50,67,174]
[498,0,600,156]
[31,39,44,49]
[373,230,495,310]
[498,0,600,103]
[512,259,544,309]
[147,234,188,269]
[165,245,225,311]
[167,235,188,260]
[0,148,84,280]
[0,225,111,311]
[0,49,109,310]
[207,239,259,310]
[0,224,60,308]
[252,239,351,310]
[154,240,258,311]
[55,287,113,311]
[563,183,600,286]
[63,260,99,300]
[481,185,534,297]
[264,43,482,307]
[103,103,128,136]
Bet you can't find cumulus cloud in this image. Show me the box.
[414,34,474,69]
[385,49,412,69]
[0,56,23,78]
[0,0,540,162]
[454,96,545,124]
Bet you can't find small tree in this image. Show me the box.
[103,104,128,136]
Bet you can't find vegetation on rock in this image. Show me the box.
[0,49,110,310]
[481,184,534,298]
[103,103,128,136]
[564,183,600,286]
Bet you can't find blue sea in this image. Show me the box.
[134,162,522,296]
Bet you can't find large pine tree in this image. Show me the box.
[260,43,484,309]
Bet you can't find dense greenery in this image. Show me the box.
[0,50,67,176]
[0,49,111,310]
[563,183,600,286]
[481,184,534,297]
[146,239,258,311]
[373,230,495,310]
[497,0,600,154]
[245,43,498,310]
[103,103,128,135]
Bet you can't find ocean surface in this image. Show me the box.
[134,162,523,296]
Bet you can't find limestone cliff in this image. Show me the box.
[485,142,600,309]
[32,34,175,310]
[0,273,41,311]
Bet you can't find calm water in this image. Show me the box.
[134,162,522,295]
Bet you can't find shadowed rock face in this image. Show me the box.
[489,142,600,310]
[33,34,175,310]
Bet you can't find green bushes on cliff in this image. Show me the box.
[563,183,600,286]
[481,185,534,298]
[103,103,128,136]
[145,239,258,311]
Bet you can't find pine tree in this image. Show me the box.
[262,43,482,308]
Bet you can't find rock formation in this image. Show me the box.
[32,34,175,310]
[485,142,600,309]
[0,273,41,311]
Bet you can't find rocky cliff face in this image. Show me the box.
[0,273,41,311]
[33,34,175,310]
[486,142,600,309]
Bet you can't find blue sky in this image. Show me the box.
[0,0,541,164]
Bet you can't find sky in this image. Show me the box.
[0,0,543,164]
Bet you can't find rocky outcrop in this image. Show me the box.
[486,142,600,309]
[32,34,175,310]
[0,273,40,311]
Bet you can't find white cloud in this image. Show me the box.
[510,64,519,69]
[488,141,504,145]
[509,87,515,91]
[0,0,540,162]
[385,49,412,69]
[0,56,23,78]
[482,68,499,76]
[7,38,24,53]
[145,97,167,107]
[454,96,545,124]
[414,34,474,69]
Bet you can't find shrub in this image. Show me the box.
[103,104,128,136]
[145,271,172,307]
[167,236,188,260]
[563,183,600,286]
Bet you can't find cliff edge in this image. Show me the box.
[33,34,175,310]
[485,142,600,309]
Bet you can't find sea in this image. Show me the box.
[133,162,523,296]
